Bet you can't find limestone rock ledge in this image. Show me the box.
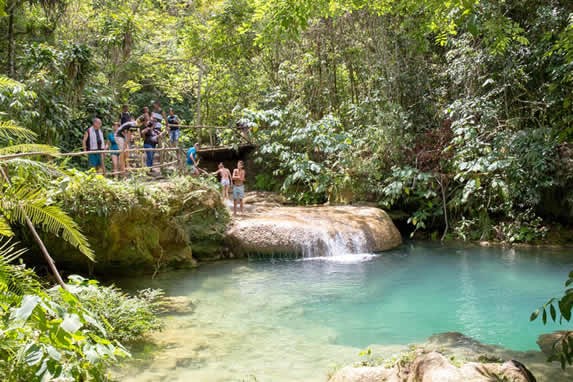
[226,206,402,256]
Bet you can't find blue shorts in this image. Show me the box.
[233,185,245,200]
[169,129,180,142]
[88,153,102,168]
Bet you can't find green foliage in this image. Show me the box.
[0,76,94,258]
[531,270,573,369]
[58,275,164,344]
[0,241,129,382]
[44,172,229,270]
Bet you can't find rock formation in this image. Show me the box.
[226,205,402,256]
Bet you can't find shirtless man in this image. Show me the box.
[214,162,232,200]
[232,160,246,216]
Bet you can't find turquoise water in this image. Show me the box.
[117,243,573,381]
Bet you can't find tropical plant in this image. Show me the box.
[0,76,93,286]
[0,239,129,382]
[59,275,164,343]
[531,270,573,369]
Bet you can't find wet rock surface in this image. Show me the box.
[330,333,549,382]
[330,351,536,382]
[226,205,403,256]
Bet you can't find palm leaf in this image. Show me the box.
[0,76,21,90]
[0,239,43,308]
[0,215,13,237]
[0,120,37,143]
[3,158,63,177]
[1,187,94,261]
[0,144,60,157]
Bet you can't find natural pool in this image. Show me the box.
[116,243,573,381]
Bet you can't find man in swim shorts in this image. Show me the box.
[213,162,232,200]
[232,160,246,216]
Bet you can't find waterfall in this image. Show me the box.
[299,226,369,257]
[227,206,403,257]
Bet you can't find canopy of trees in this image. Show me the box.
[2,0,572,242]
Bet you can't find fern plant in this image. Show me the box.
[0,75,93,285]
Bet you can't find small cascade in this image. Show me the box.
[227,206,403,257]
[299,226,369,257]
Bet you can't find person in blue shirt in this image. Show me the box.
[107,122,120,175]
[186,143,200,175]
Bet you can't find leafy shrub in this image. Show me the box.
[0,244,128,381]
[57,275,164,344]
[0,242,164,381]
[61,275,163,344]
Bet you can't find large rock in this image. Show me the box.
[40,175,230,274]
[226,206,402,256]
[329,351,536,382]
[537,331,572,357]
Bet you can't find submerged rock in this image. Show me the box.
[156,296,195,315]
[226,206,402,256]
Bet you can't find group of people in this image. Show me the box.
[82,101,182,175]
[82,102,248,215]
[213,160,246,216]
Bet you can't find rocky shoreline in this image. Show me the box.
[329,332,572,382]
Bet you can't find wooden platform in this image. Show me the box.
[197,143,257,161]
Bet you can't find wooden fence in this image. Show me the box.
[1,146,192,177]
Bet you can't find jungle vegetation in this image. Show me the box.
[0,0,573,377]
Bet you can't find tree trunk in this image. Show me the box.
[195,62,203,127]
[7,1,16,78]
[0,166,66,288]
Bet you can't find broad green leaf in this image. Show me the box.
[60,314,82,334]
[11,295,41,324]
[24,343,43,366]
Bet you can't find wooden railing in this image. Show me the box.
[1,147,189,177]
[2,124,256,177]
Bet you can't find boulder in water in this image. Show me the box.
[226,206,402,256]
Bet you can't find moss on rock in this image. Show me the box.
[44,173,229,274]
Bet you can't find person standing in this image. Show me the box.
[232,160,246,216]
[141,121,160,170]
[151,101,166,132]
[82,118,105,173]
[167,108,180,146]
[107,122,120,176]
[116,118,137,175]
[120,104,131,125]
[186,143,200,176]
[213,162,232,200]
[137,106,151,126]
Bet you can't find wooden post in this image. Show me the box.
[176,148,181,174]
[196,61,203,127]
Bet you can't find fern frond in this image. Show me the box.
[1,187,94,261]
[0,120,36,143]
[0,239,42,305]
[0,215,13,237]
[0,144,60,157]
[3,158,63,177]
[0,76,21,91]
[0,238,27,263]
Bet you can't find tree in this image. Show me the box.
[0,76,93,287]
